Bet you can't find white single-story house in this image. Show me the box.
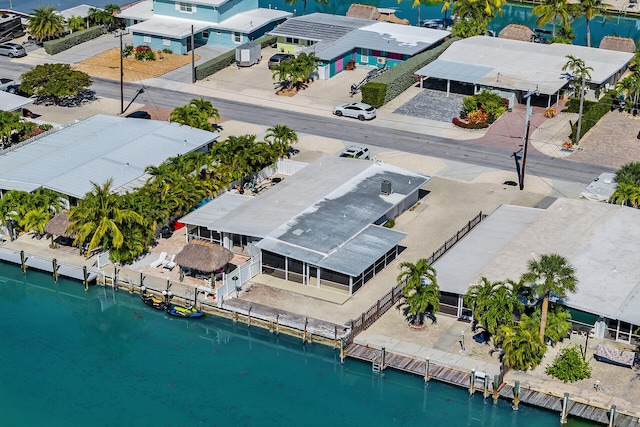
[179,156,431,296]
[415,36,633,106]
[269,13,450,80]
[0,90,33,113]
[432,198,640,345]
[0,114,218,203]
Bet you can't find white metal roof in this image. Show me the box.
[434,198,640,326]
[0,115,218,199]
[60,4,95,20]
[415,36,633,95]
[216,9,291,33]
[117,0,155,21]
[0,91,33,112]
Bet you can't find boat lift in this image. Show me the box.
[350,66,388,97]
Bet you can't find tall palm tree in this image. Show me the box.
[496,321,546,371]
[19,208,51,239]
[521,307,572,344]
[464,277,523,335]
[398,259,440,326]
[610,182,640,207]
[521,253,578,343]
[562,55,593,97]
[532,0,577,38]
[578,0,613,47]
[286,0,328,15]
[67,179,145,257]
[28,6,65,41]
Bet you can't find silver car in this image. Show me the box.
[333,102,376,121]
[339,145,370,159]
[0,42,27,58]
[0,78,15,92]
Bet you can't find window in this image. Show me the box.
[202,29,209,38]
[176,2,196,13]
[285,37,299,44]
[162,39,170,46]
[233,32,241,43]
[143,36,151,43]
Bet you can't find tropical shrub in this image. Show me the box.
[123,45,134,57]
[546,345,591,383]
[20,64,92,104]
[452,117,488,129]
[134,45,156,61]
[466,109,489,125]
[460,90,507,122]
[563,90,615,141]
[497,319,547,371]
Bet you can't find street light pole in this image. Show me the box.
[576,75,586,146]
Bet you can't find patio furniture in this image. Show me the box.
[163,254,176,270]
[150,252,167,268]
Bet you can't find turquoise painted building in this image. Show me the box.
[118,0,291,54]
[269,13,450,80]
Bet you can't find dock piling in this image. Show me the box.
[381,347,386,370]
[424,357,430,382]
[483,375,489,399]
[20,250,26,275]
[303,317,308,343]
[276,314,280,335]
[492,375,499,404]
[561,392,569,424]
[469,369,476,395]
[52,258,58,283]
[339,338,345,364]
[82,266,88,291]
[512,380,520,410]
[247,306,252,327]
[609,405,616,427]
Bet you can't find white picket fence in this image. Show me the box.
[215,253,261,306]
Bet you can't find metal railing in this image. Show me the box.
[345,211,487,343]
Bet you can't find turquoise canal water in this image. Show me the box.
[0,262,600,426]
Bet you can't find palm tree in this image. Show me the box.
[397,259,440,326]
[28,6,66,41]
[497,320,546,371]
[521,307,572,344]
[610,182,640,207]
[453,0,505,23]
[577,0,613,47]
[615,161,640,186]
[170,99,219,131]
[19,208,51,239]
[521,253,578,343]
[265,125,298,157]
[66,15,86,33]
[562,55,593,97]
[464,277,523,335]
[67,179,145,257]
[532,0,578,38]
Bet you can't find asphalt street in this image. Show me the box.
[2,61,613,184]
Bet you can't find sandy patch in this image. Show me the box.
[296,134,344,154]
[374,150,447,175]
[471,170,554,196]
[74,47,198,81]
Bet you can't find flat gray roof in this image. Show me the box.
[0,91,33,112]
[271,13,449,61]
[434,198,640,325]
[0,115,218,199]
[182,156,430,275]
[580,172,617,202]
[416,36,633,95]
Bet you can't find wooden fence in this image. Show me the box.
[345,211,486,344]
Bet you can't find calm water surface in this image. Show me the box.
[0,262,599,426]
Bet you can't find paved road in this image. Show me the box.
[2,61,613,184]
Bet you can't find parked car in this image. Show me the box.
[339,145,370,159]
[6,83,25,96]
[268,53,294,69]
[125,110,151,119]
[0,42,27,58]
[0,78,15,92]
[333,102,377,121]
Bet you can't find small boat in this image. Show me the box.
[141,293,169,311]
[167,304,204,319]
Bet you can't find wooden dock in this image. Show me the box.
[499,384,637,426]
[345,343,492,391]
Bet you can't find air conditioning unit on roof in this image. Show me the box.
[377,57,387,65]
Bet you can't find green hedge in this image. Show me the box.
[361,37,459,108]
[43,26,104,55]
[564,90,616,142]
[195,35,277,80]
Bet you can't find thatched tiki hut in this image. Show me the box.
[498,24,535,42]
[174,240,234,274]
[44,210,75,247]
[346,4,380,20]
[599,36,636,53]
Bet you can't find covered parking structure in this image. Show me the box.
[415,36,633,107]
[180,156,430,296]
[0,114,218,203]
[432,198,640,345]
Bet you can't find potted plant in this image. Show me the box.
[561,140,573,150]
[545,107,556,118]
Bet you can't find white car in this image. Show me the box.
[0,78,15,92]
[333,102,376,121]
[339,145,370,159]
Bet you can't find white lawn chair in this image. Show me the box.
[163,254,176,270]
[150,251,167,268]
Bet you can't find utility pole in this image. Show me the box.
[519,86,539,191]
[115,30,129,114]
[191,25,196,84]
[576,74,586,145]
